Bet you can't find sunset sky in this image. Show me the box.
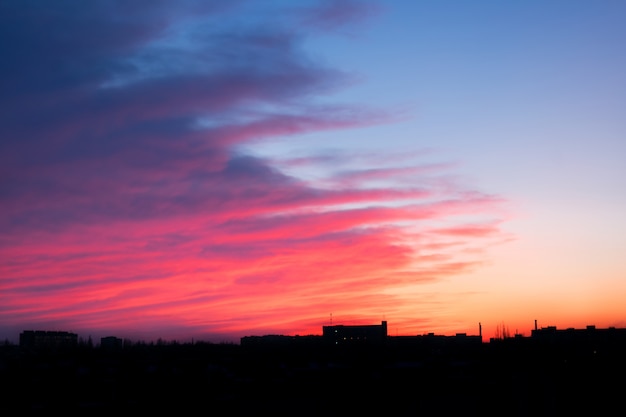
[2,0,625,344]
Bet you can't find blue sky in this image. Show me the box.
[246,0,626,333]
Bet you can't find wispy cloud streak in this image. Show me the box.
[0,1,510,342]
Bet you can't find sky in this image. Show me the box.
[1,0,625,344]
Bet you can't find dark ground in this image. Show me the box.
[2,340,624,415]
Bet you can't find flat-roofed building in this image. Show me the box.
[100,336,123,350]
[19,330,78,349]
[323,320,388,345]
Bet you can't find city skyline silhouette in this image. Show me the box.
[10,319,626,347]
[4,319,625,414]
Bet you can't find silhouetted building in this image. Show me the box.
[531,325,626,349]
[388,332,483,357]
[100,336,123,350]
[19,330,78,349]
[323,320,388,345]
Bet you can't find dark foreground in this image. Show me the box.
[2,340,624,416]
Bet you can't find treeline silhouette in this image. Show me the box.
[2,330,626,416]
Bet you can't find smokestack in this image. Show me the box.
[479,322,482,337]
[535,319,538,331]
